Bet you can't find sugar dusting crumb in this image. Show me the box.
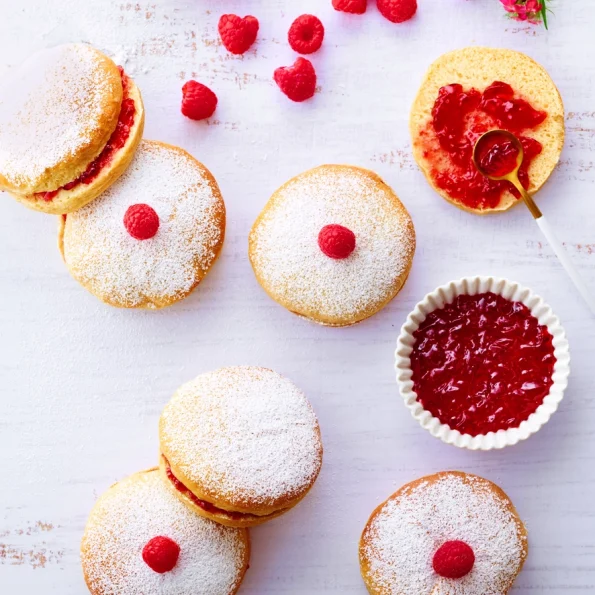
[82,470,247,595]
[160,367,323,509]
[249,166,415,322]
[362,473,527,595]
[62,140,224,308]
[0,44,116,190]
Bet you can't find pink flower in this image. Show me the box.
[500,0,545,26]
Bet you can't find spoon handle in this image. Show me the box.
[536,215,595,316]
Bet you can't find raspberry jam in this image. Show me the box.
[410,292,556,436]
[421,81,546,210]
[37,67,136,202]
[475,133,520,178]
[163,457,251,521]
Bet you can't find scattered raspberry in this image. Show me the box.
[288,15,325,55]
[318,224,356,259]
[377,0,417,23]
[432,541,475,579]
[274,57,317,102]
[218,14,259,55]
[181,80,218,121]
[142,536,180,574]
[123,204,160,240]
[332,0,367,14]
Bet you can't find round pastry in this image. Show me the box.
[249,165,416,327]
[59,140,225,309]
[159,366,323,528]
[81,469,249,595]
[359,471,528,595]
[410,47,564,214]
[0,43,144,214]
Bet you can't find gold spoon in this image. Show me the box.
[473,129,595,315]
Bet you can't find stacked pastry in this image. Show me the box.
[0,43,225,309]
[81,366,323,594]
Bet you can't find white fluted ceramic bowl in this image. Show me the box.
[395,276,570,450]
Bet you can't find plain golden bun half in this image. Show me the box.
[159,367,323,528]
[249,165,416,327]
[359,471,528,595]
[59,140,226,309]
[0,43,144,214]
[81,469,250,595]
[410,47,565,214]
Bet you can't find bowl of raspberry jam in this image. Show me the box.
[395,277,570,450]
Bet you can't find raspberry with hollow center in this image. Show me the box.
[181,80,218,121]
[142,536,180,574]
[318,224,356,259]
[124,204,160,240]
[218,14,259,55]
[332,0,367,14]
[432,541,475,579]
[274,57,317,102]
[377,0,418,23]
[288,15,325,55]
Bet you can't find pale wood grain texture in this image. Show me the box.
[0,0,594,592]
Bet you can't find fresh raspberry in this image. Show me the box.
[318,224,356,259]
[432,541,475,579]
[181,80,218,121]
[288,15,325,55]
[332,0,367,14]
[123,204,160,240]
[218,14,259,55]
[274,58,317,102]
[142,536,180,574]
[377,0,417,23]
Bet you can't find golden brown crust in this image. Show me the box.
[15,76,144,214]
[249,164,416,326]
[0,44,123,195]
[410,47,565,214]
[359,471,528,595]
[158,457,298,528]
[58,140,226,310]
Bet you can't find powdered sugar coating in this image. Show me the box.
[0,43,119,192]
[81,469,249,595]
[360,472,527,595]
[61,140,225,308]
[160,367,323,510]
[249,165,415,325]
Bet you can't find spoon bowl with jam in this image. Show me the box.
[473,129,595,315]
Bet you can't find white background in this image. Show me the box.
[1,0,594,592]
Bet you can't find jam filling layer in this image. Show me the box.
[410,292,556,437]
[421,81,547,210]
[162,456,270,521]
[37,67,136,202]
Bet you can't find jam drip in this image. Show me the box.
[410,292,556,437]
[427,81,546,209]
[37,67,136,202]
[163,457,255,521]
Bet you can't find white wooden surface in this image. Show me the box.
[1,0,594,592]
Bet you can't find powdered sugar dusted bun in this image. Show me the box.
[59,140,225,309]
[359,471,528,595]
[81,469,249,595]
[0,43,144,214]
[249,165,416,327]
[410,47,564,214]
[159,366,323,528]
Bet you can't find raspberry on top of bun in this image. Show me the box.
[59,140,225,309]
[81,469,249,595]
